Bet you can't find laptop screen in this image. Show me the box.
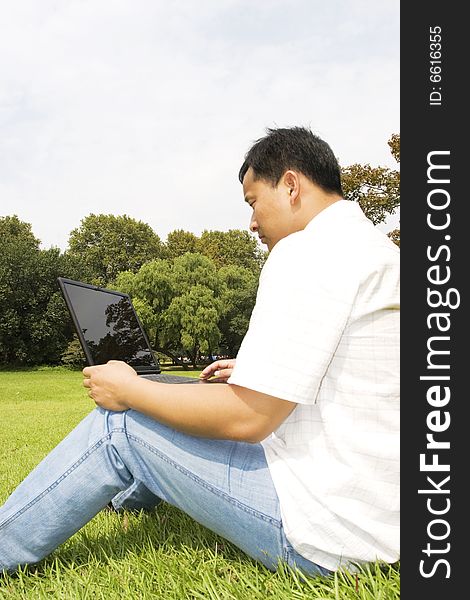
[59,279,158,370]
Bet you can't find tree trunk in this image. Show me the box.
[189,343,199,369]
[154,345,187,369]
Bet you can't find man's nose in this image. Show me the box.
[249,214,258,233]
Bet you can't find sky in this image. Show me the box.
[0,0,400,251]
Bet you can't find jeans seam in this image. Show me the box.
[127,432,282,528]
[0,432,119,531]
[226,442,237,496]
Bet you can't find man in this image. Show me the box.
[0,127,399,576]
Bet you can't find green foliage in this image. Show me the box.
[114,254,228,368]
[114,260,174,346]
[0,214,40,247]
[341,134,400,226]
[218,265,259,356]
[60,335,87,369]
[68,214,164,285]
[172,253,220,296]
[162,228,267,272]
[0,216,92,366]
[165,285,221,367]
[1,225,62,364]
[197,229,267,271]
[113,253,257,366]
[163,229,198,259]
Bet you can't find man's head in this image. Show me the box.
[239,127,343,251]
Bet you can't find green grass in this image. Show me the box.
[0,368,400,599]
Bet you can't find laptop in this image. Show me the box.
[58,277,203,384]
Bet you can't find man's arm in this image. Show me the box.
[83,361,295,443]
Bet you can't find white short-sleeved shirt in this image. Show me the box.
[228,200,400,572]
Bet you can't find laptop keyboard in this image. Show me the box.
[141,374,202,384]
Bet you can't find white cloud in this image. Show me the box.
[0,0,399,249]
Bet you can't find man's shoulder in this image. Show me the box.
[260,206,399,288]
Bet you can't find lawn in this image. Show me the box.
[0,368,400,599]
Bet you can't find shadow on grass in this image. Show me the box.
[6,503,254,579]
[4,504,399,592]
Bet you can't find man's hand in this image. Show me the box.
[199,359,236,383]
[82,358,295,442]
[83,360,138,411]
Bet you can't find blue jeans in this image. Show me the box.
[0,407,330,577]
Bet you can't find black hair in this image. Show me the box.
[238,126,343,196]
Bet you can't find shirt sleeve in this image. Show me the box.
[227,232,359,404]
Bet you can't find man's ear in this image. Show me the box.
[282,170,300,203]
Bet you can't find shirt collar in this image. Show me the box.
[304,199,364,233]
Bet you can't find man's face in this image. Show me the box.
[242,167,292,251]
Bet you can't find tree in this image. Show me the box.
[341,134,400,226]
[115,260,174,358]
[0,216,94,366]
[0,224,65,364]
[172,253,221,296]
[60,335,86,369]
[67,214,164,284]
[164,229,199,259]
[217,265,259,356]
[167,254,221,366]
[388,133,400,163]
[197,229,266,272]
[388,228,400,247]
[0,218,38,363]
[114,254,223,368]
[164,285,221,368]
[0,215,40,248]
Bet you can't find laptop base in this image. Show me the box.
[141,374,204,384]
